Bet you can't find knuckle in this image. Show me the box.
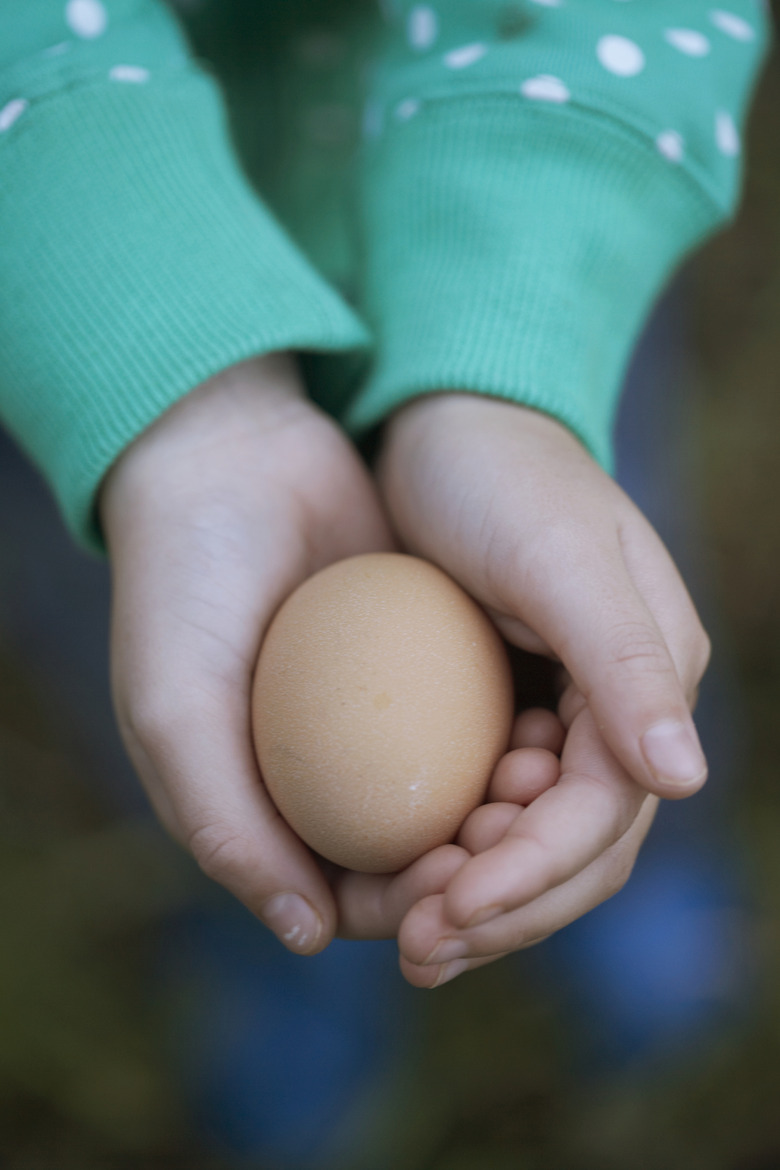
[605,620,673,677]
[118,687,215,759]
[117,689,179,751]
[188,822,255,885]
[558,683,586,728]
[678,623,712,696]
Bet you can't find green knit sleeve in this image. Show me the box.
[345,1,771,468]
[0,0,369,551]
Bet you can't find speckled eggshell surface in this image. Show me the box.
[251,553,514,873]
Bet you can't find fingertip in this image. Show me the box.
[510,707,566,754]
[488,747,560,805]
[649,768,709,801]
[261,891,333,955]
[456,801,519,853]
[422,842,472,871]
[640,719,708,797]
[558,686,587,731]
[400,842,471,892]
[397,893,449,965]
[398,954,445,989]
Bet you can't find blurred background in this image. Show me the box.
[2,10,780,1170]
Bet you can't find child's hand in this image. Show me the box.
[368,391,708,983]
[337,703,655,987]
[100,353,395,955]
[395,708,658,987]
[334,706,565,951]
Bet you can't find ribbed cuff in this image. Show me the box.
[346,96,721,467]
[0,69,369,550]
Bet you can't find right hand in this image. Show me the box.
[362,392,707,983]
[100,352,396,954]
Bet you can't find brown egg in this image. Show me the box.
[251,553,514,873]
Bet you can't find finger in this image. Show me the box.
[402,795,657,967]
[487,747,560,805]
[457,802,521,854]
[395,893,518,981]
[335,844,469,940]
[442,707,644,929]
[558,681,586,730]
[617,511,711,701]
[510,707,566,754]
[513,518,708,799]
[400,949,511,989]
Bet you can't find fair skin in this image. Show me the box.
[100,354,709,987]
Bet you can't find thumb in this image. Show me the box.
[507,532,709,800]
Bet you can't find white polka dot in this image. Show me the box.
[109,65,150,83]
[528,0,563,6]
[656,130,685,162]
[520,74,570,103]
[597,35,645,76]
[407,6,438,50]
[710,9,756,40]
[395,97,422,120]
[65,0,108,38]
[443,43,488,69]
[0,98,28,132]
[42,41,72,57]
[664,28,711,56]
[715,109,740,155]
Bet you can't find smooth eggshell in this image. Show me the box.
[251,553,513,873]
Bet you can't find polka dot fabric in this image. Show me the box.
[0,0,771,545]
[365,1,770,204]
[0,0,372,547]
[349,0,770,451]
[0,0,195,124]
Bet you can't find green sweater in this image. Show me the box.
[0,0,770,548]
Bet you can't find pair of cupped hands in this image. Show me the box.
[100,352,710,988]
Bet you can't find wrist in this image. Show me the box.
[380,393,591,481]
[99,353,306,539]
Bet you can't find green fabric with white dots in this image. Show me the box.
[0,0,770,549]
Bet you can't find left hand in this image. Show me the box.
[398,707,657,988]
[336,701,656,987]
[334,705,570,955]
[347,391,708,985]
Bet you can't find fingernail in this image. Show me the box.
[431,959,470,988]
[641,720,707,787]
[424,938,468,965]
[262,893,322,953]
